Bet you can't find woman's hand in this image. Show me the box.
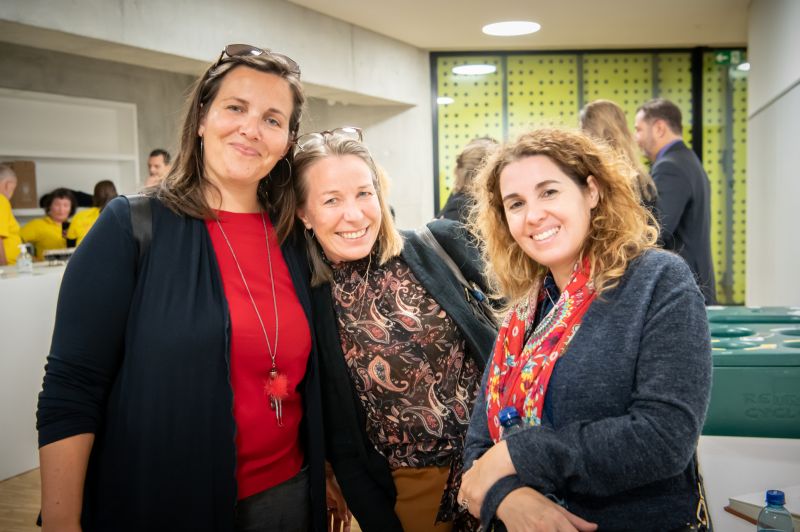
[458,440,516,518]
[325,463,351,532]
[496,488,598,532]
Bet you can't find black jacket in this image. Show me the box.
[37,196,326,532]
[312,219,497,532]
[652,141,717,303]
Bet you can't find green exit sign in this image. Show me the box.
[715,50,745,66]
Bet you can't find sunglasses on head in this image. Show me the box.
[211,44,301,77]
[294,127,364,154]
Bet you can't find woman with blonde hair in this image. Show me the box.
[294,128,497,531]
[579,99,658,210]
[458,128,711,532]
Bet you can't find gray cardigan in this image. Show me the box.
[464,249,712,532]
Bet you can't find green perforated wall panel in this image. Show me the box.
[435,55,504,207]
[702,52,748,304]
[582,54,653,125]
[433,49,746,304]
[656,53,694,147]
[506,55,579,138]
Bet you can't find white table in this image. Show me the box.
[0,263,65,480]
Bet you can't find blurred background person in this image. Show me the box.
[294,128,497,532]
[21,188,77,260]
[144,148,172,188]
[634,98,716,304]
[439,137,497,225]
[0,163,21,265]
[579,99,658,212]
[66,180,118,246]
[36,44,327,532]
[459,128,711,532]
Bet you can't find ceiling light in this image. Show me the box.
[737,62,750,72]
[482,21,541,36]
[437,96,454,105]
[452,64,497,76]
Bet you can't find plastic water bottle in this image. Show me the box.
[16,243,33,274]
[498,406,525,440]
[757,490,795,532]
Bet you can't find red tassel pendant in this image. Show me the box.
[263,368,289,426]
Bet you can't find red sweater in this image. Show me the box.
[207,211,311,499]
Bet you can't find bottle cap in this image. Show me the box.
[498,406,521,426]
[766,490,786,505]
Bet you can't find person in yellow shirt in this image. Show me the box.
[0,163,22,266]
[67,180,118,246]
[20,188,77,260]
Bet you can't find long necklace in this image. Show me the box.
[215,213,286,426]
[333,252,372,297]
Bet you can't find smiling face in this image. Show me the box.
[198,66,293,199]
[297,154,381,264]
[500,155,599,289]
[48,197,72,224]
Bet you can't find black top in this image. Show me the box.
[438,192,472,225]
[652,141,717,303]
[36,196,326,532]
[312,219,498,532]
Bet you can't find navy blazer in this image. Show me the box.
[652,141,717,303]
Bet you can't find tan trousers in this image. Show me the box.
[391,465,453,532]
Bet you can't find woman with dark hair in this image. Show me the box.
[458,128,711,532]
[37,45,325,532]
[294,129,497,532]
[439,137,497,224]
[20,188,77,260]
[65,180,118,245]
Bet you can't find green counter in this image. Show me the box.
[703,306,800,438]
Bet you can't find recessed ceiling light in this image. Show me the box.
[437,96,455,105]
[483,21,541,36]
[737,62,750,72]
[452,64,497,76]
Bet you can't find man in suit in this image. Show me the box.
[635,98,717,304]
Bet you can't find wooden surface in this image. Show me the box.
[0,468,40,532]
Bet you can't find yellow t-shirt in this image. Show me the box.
[20,216,67,261]
[66,207,100,246]
[0,194,22,265]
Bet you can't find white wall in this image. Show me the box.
[0,0,435,225]
[746,0,800,305]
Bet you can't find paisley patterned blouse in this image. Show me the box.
[330,255,481,469]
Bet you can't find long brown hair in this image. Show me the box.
[155,50,305,243]
[470,128,658,306]
[293,134,404,287]
[579,99,657,204]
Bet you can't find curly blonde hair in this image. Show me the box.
[469,128,658,305]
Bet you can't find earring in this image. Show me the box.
[304,226,315,240]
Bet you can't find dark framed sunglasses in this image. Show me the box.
[211,44,301,77]
[294,127,364,154]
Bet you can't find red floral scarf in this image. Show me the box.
[485,257,596,442]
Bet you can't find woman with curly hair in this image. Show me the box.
[457,128,711,532]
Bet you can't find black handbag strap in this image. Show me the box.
[125,194,152,267]
[415,225,497,327]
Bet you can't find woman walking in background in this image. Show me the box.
[580,99,658,211]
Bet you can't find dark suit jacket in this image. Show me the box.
[652,141,717,304]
